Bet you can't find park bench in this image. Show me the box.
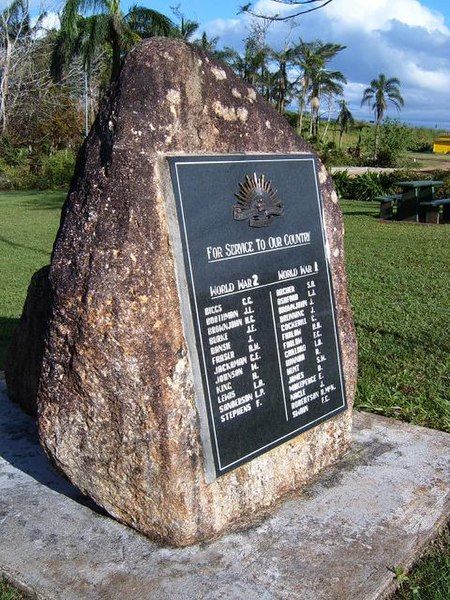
[419,198,450,224]
[376,194,402,220]
[395,180,444,222]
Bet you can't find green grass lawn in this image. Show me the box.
[2,192,448,430]
[408,152,450,171]
[0,191,449,599]
[392,528,450,600]
[0,191,64,369]
[343,200,450,432]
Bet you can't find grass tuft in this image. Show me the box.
[391,528,450,600]
[0,579,24,600]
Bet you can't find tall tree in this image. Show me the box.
[294,40,345,134]
[176,16,199,40]
[223,37,267,90]
[309,67,346,138]
[194,31,220,53]
[271,46,297,114]
[336,99,354,147]
[193,32,235,64]
[0,0,45,132]
[125,5,175,39]
[361,73,404,156]
[53,1,173,84]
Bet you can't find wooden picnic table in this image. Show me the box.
[394,180,444,222]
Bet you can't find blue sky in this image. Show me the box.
[40,1,450,128]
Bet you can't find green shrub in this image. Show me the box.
[361,119,413,168]
[405,127,436,153]
[430,170,450,200]
[350,172,386,202]
[411,140,433,153]
[0,136,31,166]
[35,150,76,189]
[313,140,360,167]
[0,158,37,190]
[334,168,450,202]
[332,171,388,201]
[332,169,352,198]
[0,149,75,190]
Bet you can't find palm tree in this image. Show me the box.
[193,32,235,64]
[309,67,346,139]
[336,100,354,148]
[194,31,227,60]
[125,5,174,40]
[195,31,219,53]
[271,46,297,114]
[223,38,267,90]
[294,40,345,134]
[361,74,404,156]
[52,1,173,84]
[175,16,199,41]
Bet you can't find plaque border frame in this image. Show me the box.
[162,154,347,481]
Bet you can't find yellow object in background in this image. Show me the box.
[433,134,450,154]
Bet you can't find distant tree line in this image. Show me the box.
[0,0,405,188]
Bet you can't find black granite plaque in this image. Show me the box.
[168,154,347,478]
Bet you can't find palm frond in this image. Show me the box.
[126,5,175,38]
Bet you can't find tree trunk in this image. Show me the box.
[297,89,306,133]
[0,31,11,133]
[314,97,320,140]
[374,121,380,161]
[321,101,332,142]
[310,94,320,140]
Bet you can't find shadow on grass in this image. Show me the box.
[0,234,50,257]
[21,193,65,211]
[341,209,379,217]
[356,321,450,354]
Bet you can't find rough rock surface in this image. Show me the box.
[7,38,357,546]
[5,266,50,415]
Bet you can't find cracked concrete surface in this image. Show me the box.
[0,380,449,600]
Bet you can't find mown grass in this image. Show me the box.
[342,200,450,431]
[0,192,448,598]
[0,191,64,369]
[408,152,450,172]
[0,578,23,600]
[392,528,450,600]
[0,192,449,429]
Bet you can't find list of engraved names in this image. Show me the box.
[169,155,347,476]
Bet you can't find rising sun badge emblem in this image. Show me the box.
[233,173,284,227]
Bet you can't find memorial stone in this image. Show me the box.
[6,38,357,546]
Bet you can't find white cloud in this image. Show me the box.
[30,10,60,38]
[406,61,450,93]
[208,18,242,37]
[41,11,60,31]
[324,0,449,34]
[204,0,450,127]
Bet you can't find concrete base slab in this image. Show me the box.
[0,380,449,600]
